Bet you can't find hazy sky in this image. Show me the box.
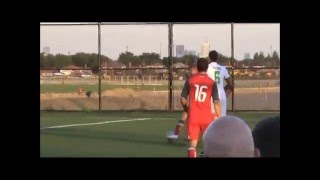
[40,23,279,60]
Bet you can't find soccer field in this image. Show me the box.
[40,111,279,157]
[40,79,280,93]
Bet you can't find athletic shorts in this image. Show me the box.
[187,120,213,140]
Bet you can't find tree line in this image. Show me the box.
[240,51,280,67]
[40,51,280,69]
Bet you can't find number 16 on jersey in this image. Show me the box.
[194,85,208,102]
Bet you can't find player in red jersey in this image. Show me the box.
[181,58,221,158]
[166,63,199,141]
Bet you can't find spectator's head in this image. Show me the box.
[209,50,218,62]
[197,58,209,72]
[203,115,259,157]
[252,116,280,157]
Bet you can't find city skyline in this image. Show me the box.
[41,44,277,60]
[40,23,280,60]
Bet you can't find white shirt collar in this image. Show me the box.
[210,62,218,66]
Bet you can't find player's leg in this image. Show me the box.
[174,111,187,136]
[220,97,227,116]
[167,111,187,140]
[199,120,214,157]
[187,121,200,158]
[188,140,198,158]
[210,97,220,119]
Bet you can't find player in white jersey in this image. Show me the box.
[207,50,233,117]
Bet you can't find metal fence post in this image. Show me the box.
[98,22,102,110]
[231,22,235,112]
[168,22,174,111]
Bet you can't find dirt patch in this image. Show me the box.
[40,88,169,110]
[41,98,82,110]
[40,88,279,111]
[101,88,138,98]
[40,93,85,100]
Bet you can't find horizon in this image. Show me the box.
[40,23,280,61]
[40,50,278,61]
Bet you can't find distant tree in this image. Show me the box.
[162,57,169,67]
[92,65,99,74]
[40,53,45,68]
[40,52,112,69]
[46,54,55,68]
[179,55,198,66]
[242,59,252,67]
[55,54,72,68]
[272,51,280,67]
[87,53,98,68]
[118,51,138,66]
[234,51,280,67]
[71,52,90,68]
[265,54,273,67]
[253,52,259,60]
[139,53,161,66]
[252,52,265,66]
[258,52,265,65]
[205,53,237,67]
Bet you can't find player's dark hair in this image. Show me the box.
[197,58,209,72]
[252,116,280,157]
[209,50,218,62]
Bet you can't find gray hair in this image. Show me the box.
[203,115,255,157]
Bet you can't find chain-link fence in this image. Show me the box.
[40,22,280,111]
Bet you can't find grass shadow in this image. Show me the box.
[41,128,186,147]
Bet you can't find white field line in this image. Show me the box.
[41,118,150,130]
[40,117,175,120]
[40,117,175,130]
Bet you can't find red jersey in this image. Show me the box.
[181,73,219,123]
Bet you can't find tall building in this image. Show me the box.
[43,46,50,56]
[200,43,210,58]
[244,53,250,60]
[176,45,185,57]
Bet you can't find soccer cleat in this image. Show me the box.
[188,147,197,158]
[166,131,178,139]
[166,131,178,143]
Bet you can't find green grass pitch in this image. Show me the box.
[40,111,279,157]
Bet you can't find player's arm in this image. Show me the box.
[224,68,233,97]
[225,77,233,88]
[180,79,189,112]
[212,81,221,118]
